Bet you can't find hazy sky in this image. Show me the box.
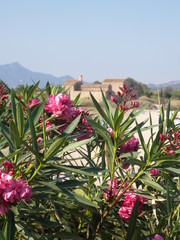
[1,0,180,84]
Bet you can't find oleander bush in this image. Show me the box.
[0,81,179,240]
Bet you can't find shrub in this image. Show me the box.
[0,82,179,239]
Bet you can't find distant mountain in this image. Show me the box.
[0,62,73,88]
[148,80,180,90]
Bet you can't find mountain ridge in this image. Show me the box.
[147,80,180,90]
[0,62,73,88]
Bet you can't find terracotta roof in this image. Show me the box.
[103,79,125,83]
[63,80,80,86]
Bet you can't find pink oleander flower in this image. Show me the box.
[38,117,52,131]
[0,170,32,215]
[150,169,159,175]
[0,84,8,107]
[107,127,114,137]
[121,136,139,153]
[111,96,117,104]
[0,198,8,215]
[104,178,121,201]
[44,93,92,136]
[17,179,32,202]
[147,234,164,240]
[28,99,41,109]
[117,193,146,222]
[44,93,73,116]
[167,149,174,155]
[3,161,14,176]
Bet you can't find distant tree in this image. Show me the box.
[144,88,153,98]
[93,81,101,84]
[124,78,148,98]
[171,90,180,99]
[160,89,164,98]
[164,86,172,99]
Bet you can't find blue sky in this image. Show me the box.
[1,0,180,84]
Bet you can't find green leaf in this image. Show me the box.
[51,84,56,94]
[0,122,14,150]
[101,88,110,116]
[26,81,40,104]
[126,198,139,240]
[24,101,46,134]
[135,120,150,162]
[28,108,38,153]
[44,136,66,160]
[166,100,170,130]
[9,120,20,149]
[50,164,101,177]
[64,114,81,135]
[90,92,113,128]
[3,211,15,240]
[61,137,94,153]
[85,116,113,144]
[17,103,24,138]
[149,112,154,144]
[128,158,145,167]
[63,189,99,209]
[158,92,164,123]
[119,118,134,136]
[73,92,81,105]
[171,109,178,123]
[11,89,17,125]
[0,231,5,240]
[161,171,178,192]
[141,178,166,192]
[115,110,124,132]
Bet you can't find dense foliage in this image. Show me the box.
[0,81,179,240]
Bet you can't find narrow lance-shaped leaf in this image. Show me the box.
[90,92,113,128]
[101,88,110,116]
[64,114,81,135]
[73,92,81,105]
[28,108,38,153]
[0,122,14,150]
[26,81,40,104]
[60,137,94,153]
[136,120,150,162]
[166,100,170,130]
[149,112,153,144]
[85,116,113,144]
[126,198,139,240]
[115,110,124,132]
[44,136,66,161]
[9,120,20,149]
[17,103,24,138]
[3,211,15,240]
[24,101,46,134]
[11,89,17,125]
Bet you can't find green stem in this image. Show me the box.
[28,162,42,183]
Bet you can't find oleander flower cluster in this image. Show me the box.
[107,128,139,169]
[0,161,32,216]
[117,192,146,222]
[111,84,139,111]
[160,130,180,155]
[147,234,164,240]
[28,93,92,139]
[0,83,8,111]
[104,178,146,222]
